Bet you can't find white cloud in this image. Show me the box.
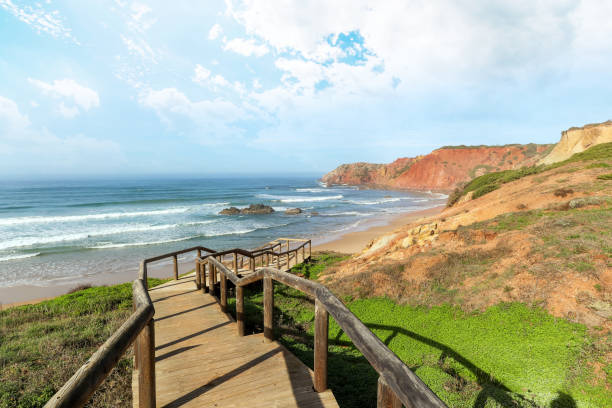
[28,78,100,117]
[120,34,158,64]
[193,64,211,84]
[223,37,269,57]
[139,87,247,143]
[0,96,122,173]
[0,0,78,43]
[225,0,612,87]
[208,23,222,40]
[58,102,80,119]
[129,3,157,32]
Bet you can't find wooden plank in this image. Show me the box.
[134,276,339,408]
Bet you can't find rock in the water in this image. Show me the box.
[285,208,302,215]
[219,207,241,215]
[240,204,275,214]
[310,211,319,216]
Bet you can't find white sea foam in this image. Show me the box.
[347,197,402,205]
[0,223,195,250]
[257,194,343,203]
[0,252,40,262]
[295,188,327,193]
[0,203,229,226]
[321,211,373,217]
[88,236,199,249]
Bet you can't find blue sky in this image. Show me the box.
[1,0,611,178]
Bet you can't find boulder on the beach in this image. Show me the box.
[241,204,275,214]
[285,208,302,215]
[219,207,241,215]
[220,204,275,215]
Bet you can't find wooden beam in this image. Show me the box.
[44,280,154,408]
[263,276,274,342]
[236,286,245,337]
[314,298,328,392]
[138,319,156,408]
[173,255,178,280]
[377,377,402,408]
[220,272,227,313]
[195,262,201,289]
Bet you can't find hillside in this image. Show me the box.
[316,144,612,405]
[322,144,612,328]
[322,144,552,191]
[540,121,612,165]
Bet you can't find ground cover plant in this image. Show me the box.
[0,278,168,408]
[227,253,610,407]
[448,143,612,206]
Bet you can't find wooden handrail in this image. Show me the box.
[44,279,156,408]
[205,257,446,408]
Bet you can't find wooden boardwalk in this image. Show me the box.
[133,273,339,408]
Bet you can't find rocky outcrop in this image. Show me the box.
[539,120,612,165]
[285,208,302,215]
[219,204,275,215]
[322,144,551,191]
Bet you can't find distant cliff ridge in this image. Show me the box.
[539,120,612,165]
[322,144,552,191]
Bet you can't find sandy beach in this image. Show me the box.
[1,206,444,308]
[313,205,444,254]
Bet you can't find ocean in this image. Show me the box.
[0,177,446,288]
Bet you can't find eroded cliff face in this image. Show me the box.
[322,144,551,191]
[539,120,612,165]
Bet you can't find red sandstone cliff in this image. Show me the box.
[321,144,552,191]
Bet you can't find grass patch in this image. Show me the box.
[0,278,168,408]
[228,254,608,407]
[448,143,612,206]
[597,173,612,180]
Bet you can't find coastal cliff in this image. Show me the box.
[539,120,612,164]
[322,144,552,191]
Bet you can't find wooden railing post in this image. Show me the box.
[140,262,148,290]
[233,252,238,274]
[195,262,201,289]
[309,240,312,260]
[220,272,227,312]
[276,254,280,269]
[377,376,402,408]
[250,257,255,273]
[236,285,245,336]
[202,263,208,293]
[138,318,156,408]
[208,262,215,294]
[263,276,274,342]
[302,245,305,263]
[173,254,178,280]
[314,298,328,392]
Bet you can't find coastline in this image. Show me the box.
[1,205,444,308]
[313,205,444,253]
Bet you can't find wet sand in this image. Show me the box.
[313,205,444,254]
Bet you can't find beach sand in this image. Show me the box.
[314,205,444,254]
[1,206,444,308]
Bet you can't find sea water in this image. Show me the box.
[0,177,446,287]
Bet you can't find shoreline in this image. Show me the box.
[313,205,444,254]
[1,205,444,308]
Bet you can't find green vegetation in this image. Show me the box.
[597,173,612,180]
[448,143,612,206]
[228,254,610,407]
[0,278,168,408]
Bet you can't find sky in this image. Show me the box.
[1,0,611,178]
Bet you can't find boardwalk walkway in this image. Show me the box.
[133,272,339,408]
